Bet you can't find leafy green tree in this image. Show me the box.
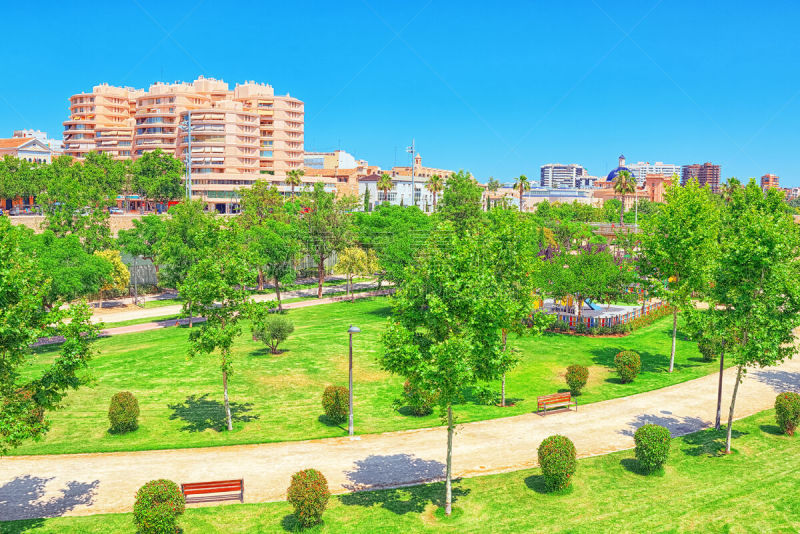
[380,222,506,515]
[180,233,251,432]
[245,218,299,310]
[133,149,183,210]
[334,246,379,301]
[353,205,433,286]
[426,174,444,212]
[710,180,800,453]
[0,155,40,203]
[639,179,720,372]
[437,170,483,233]
[239,181,285,228]
[513,174,531,212]
[117,215,167,285]
[22,229,112,310]
[300,183,357,298]
[611,170,636,226]
[362,186,371,212]
[250,306,295,354]
[0,218,100,454]
[94,249,130,307]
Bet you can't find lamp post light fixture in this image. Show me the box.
[347,325,360,437]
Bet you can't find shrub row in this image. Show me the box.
[547,304,674,336]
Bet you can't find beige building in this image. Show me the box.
[63,77,304,211]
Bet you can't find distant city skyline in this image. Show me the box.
[1,1,798,185]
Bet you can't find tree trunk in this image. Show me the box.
[188,299,193,328]
[715,347,725,430]
[349,274,354,302]
[317,259,325,298]
[257,269,265,291]
[274,277,283,312]
[501,328,508,407]
[726,364,744,453]
[445,404,454,516]
[669,308,678,372]
[619,196,624,225]
[222,368,233,431]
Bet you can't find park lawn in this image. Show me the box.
[14,298,715,455]
[3,410,798,533]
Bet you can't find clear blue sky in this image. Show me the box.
[2,1,799,184]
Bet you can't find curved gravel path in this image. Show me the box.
[2,357,798,521]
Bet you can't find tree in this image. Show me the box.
[285,169,304,200]
[710,180,800,453]
[0,218,100,454]
[133,149,183,211]
[639,179,719,372]
[244,218,299,311]
[93,249,130,308]
[380,222,506,515]
[250,307,295,354]
[334,246,379,301]
[377,173,393,204]
[513,174,531,212]
[23,229,112,310]
[719,177,741,205]
[363,186,371,212]
[611,170,636,226]
[486,177,500,210]
[118,215,167,291]
[437,170,483,233]
[300,183,357,298]
[179,235,251,432]
[426,174,444,212]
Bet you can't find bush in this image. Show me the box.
[133,479,185,534]
[108,391,140,433]
[697,336,722,362]
[537,435,576,492]
[614,351,641,383]
[322,385,348,424]
[287,469,330,528]
[253,314,295,354]
[575,322,588,334]
[473,384,498,406]
[565,365,589,396]
[775,392,800,436]
[634,424,671,473]
[400,380,437,416]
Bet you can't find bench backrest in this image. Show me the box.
[182,479,242,497]
[537,392,571,406]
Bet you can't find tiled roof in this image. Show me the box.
[359,173,383,182]
[0,138,34,149]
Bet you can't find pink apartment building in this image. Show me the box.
[63,77,304,212]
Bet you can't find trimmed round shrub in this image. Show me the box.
[322,385,348,424]
[108,391,140,433]
[775,392,800,436]
[697,336,721,362]
[614,351,641,383]
[402,380,437,416]
[634,424,671,473]
[287,469,330,528]
[133,479,185,534]
[537,435,577,492]
[565,365,589,395]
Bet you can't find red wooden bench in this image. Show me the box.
[181,479,244,504]
[537,392,577,414]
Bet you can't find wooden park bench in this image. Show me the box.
[181,479,244,504]
[536,392,577,415]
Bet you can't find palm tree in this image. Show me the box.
[377,173,393,205]
[487,176,500,210]
[719,177,740,204]
[285,169,304,200]
[611,170,637,225]
[513,174,531,212]
[426,174,444,212]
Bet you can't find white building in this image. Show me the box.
[359,173,443,213]
[625,161,680,186]
[303,149,358,170]
[540,163,587,188]
[13,129,63,155]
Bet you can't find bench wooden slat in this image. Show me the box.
[181,479,244,505]
[182,480,242,489]
[536,392,577,414]
[184,487,241,495]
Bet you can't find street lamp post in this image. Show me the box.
[347,325,360,436]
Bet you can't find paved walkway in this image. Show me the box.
[2,357,798,521]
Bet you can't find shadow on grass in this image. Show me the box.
[364,305,392,318]
[523,475,574,495]
[106,424,139,436]
[167,394,259,432]
[339,454,467,515]
[680,426,748,457]
[619,458,665,476]
[317,415,346,430]
[280,514,324,532]
[249,347,289,357]
[759,424,784,436]
[0,476,99,525]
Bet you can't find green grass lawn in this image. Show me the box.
[15,297,716,455]
[4,410,797,533]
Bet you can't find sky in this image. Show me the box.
[2,1,799,185]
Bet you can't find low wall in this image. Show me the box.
[7,214,164,236]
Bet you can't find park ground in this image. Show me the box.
[14,297,718,455]
[2,410,797,533]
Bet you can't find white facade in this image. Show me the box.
[540,163,587,188]
[626,161,680,185]
[359,175,440,213]
[13,129,63,155]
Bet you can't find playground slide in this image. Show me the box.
[584,298,602,311]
